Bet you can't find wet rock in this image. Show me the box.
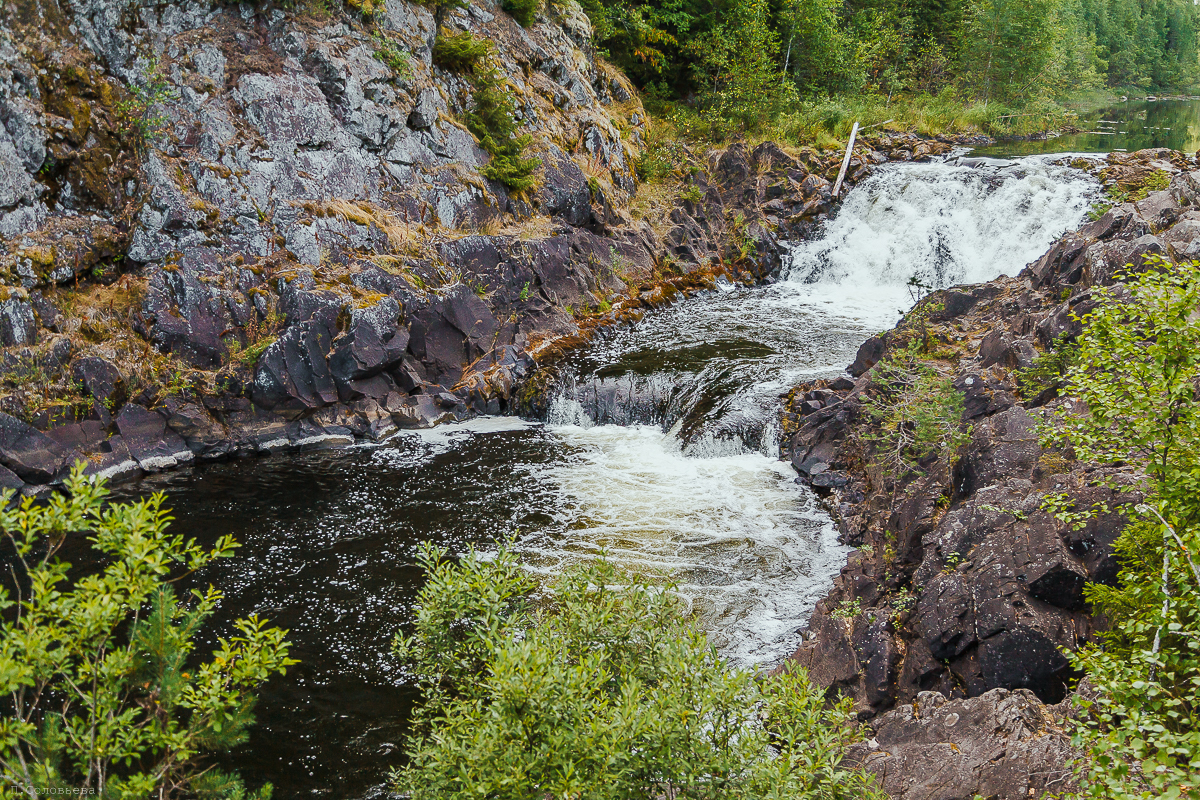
[0,411,70,484]
[848,335,885,377]
[114,405,194,472]
[252,321,339,413]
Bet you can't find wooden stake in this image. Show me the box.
[832,121,859,198]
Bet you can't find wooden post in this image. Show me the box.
[832,121,859,198]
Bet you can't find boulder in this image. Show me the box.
[0,411,70,483]
[114,405,194,472]
[252,321,339,412]
[72,357,126,423]
[0,293,36,347]
[848,335,885,377]
[845,689,1077,800]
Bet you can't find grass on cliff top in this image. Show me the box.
[655,90,1075,151]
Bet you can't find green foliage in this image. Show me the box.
[468,66,542,192]
[1046,257,1200,519]
[831,598,863,620]
[432,30,491,73]
[374,33,412,78]
[1081,0,1200,89]
[1017,333,1078,400]
[0,467,295,798]
[959,0,1064,102]
[394,543,886,800]
[690,0,793,133]
[864,339,971,479]
[433,31,541,192]
[116,59,177,148]
[1037,258,1200,798]
[576,0,1196,146]
[501,0,540,26]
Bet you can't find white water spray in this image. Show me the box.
[530,158,1097,666]
[786,157,1098,306]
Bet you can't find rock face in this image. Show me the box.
[0,0,960,494]
[845,689,1077,800]
[782,148,1200,797]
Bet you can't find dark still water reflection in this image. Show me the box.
[976,98,1200,157]
[117,424,569,798]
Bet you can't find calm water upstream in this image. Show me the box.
[118,155,1099,798]
[976,97,1200,157]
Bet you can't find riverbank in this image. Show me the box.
[781,147,1198,799]
[0,0,977,501]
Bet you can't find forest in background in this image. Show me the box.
[574,0,1200,140]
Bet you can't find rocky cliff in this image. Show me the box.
[783,148,1200,799]
[0,0,958,494]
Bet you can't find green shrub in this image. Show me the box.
[501,0,540,26]
[0,467,295,798]
[374,33,412,78]
[1017,333,1078,400]
[466,66,541,192]
[1040,257,1200,798]
[863,339,970,479]
[393,543,886,800]
[432,30,491,73]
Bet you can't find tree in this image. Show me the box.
[959,0,1062,102]
[779,0,855,94]
[691,0,792,132]
[0,467,295,799]
[1040,257,1200,798]
[393,542,886,800]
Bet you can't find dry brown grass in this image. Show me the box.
[302,198,428,255]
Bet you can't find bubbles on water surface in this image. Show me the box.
[520,422,846,666]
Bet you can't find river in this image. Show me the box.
[976,97,1200,157]
[119,154,1099,798]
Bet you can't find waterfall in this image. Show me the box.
[522,155,1099,665]
[785,156,1100,301]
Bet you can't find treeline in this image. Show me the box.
[579,0,1200,129]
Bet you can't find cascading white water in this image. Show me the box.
[529,155,1099,667]
[784,156,1099,318]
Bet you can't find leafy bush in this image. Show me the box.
[467,68,542,193]
[0,467,295,798]
[374,33,412,78]
[393,543,885,800]
[863,339,970,479]
[1040,257,1200,798]
[1017,333,1078,400]
[116,59,177,149]
[501,0,540,27]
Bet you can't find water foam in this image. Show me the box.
[528,158,1098,666]
[521,422,848,666]
[785,156,1098,313]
